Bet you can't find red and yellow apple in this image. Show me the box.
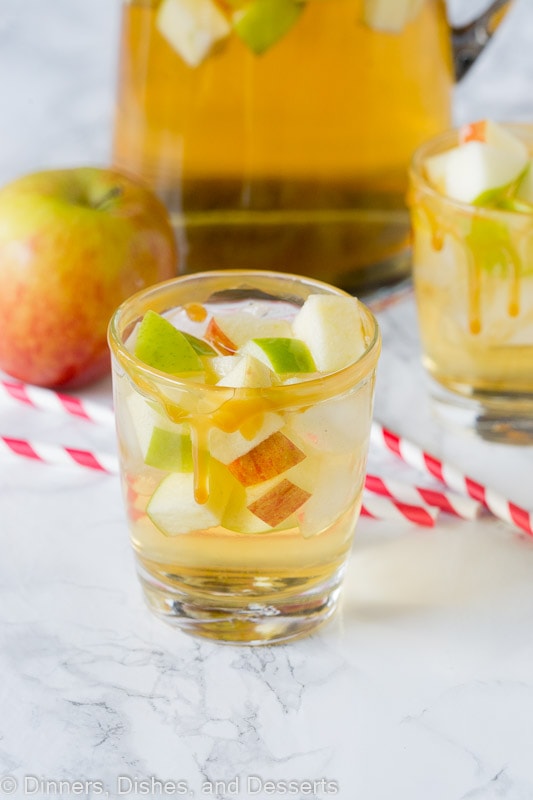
[0,167,177,388]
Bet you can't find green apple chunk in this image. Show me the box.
[182,331,217,356]
[292,294,366,373]
[156,0,230,68]
[147,461,230,535]
[217,353,278,387]
[516,161,533,206]
[206,311,292,350]
[232,0,304,55]
[242,337,316,374]
[435,142,527,205]
[145,427,193,472]
[134,310,204,374]
[125,392,193,469]
[126,392,176,455]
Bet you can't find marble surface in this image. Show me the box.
[1,2,533,799]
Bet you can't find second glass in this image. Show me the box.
[409,126,533,444]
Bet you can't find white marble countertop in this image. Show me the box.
[1,2,533,799]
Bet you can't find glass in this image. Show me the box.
[409,125,533,444]
[108,271,381,644]
[112,0,511,293]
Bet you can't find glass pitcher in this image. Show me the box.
[112,0,513,293]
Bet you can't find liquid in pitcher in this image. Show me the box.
[113,0,453,290]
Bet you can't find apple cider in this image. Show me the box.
[409,126,533,440]
[108,271,381,643]
[113,0,453,291]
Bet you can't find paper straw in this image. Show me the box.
[0,436,119,475]
[371,421,533,536]
[0,379,115,426]
[365,473,482,520]
[361,493,439,527]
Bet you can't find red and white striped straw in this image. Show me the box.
[0,379,115,426]
[0,436,119,475]
[361,493,439,527]
[370,421,533,536]
[365,473,482,520]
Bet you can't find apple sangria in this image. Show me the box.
[108,271,381,643]
[113,0,453,290]
[409,121,533,440]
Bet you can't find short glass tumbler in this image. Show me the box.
[409,126,533,444]
[108,271,381,644]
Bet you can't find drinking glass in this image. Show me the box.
[108,271,381,643]
[409,125,533,444]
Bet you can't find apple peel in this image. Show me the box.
[248,479,311,527]
[228,431,306,486]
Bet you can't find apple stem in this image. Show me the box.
[94,186,123,210]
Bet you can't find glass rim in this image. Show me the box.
[409,122,533,222]
[107,269,382,398]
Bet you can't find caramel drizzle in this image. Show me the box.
[421,201,523,335]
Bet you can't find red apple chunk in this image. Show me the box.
[228,431,305,487]
[205,318,238,355]
[248,480,311,527]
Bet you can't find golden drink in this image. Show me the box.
[409,126,533,442]
[113,0,453,291]
[108,271,381,643]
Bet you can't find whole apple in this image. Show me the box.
[0,167,177,388]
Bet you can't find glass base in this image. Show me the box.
[137,565,344,645]
[430,381,533,446]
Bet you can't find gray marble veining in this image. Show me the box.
[1,2,533,799]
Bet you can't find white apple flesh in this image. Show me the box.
[427,141,528,204]
[292,294,367,373]
[156,0,230,68]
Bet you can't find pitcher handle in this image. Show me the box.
[451,0,513,81]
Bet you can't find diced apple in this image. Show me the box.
[156,0,230,68]
[182,331,217,356]
[144,427,193,472]
[217,353,279,388]
[460,120,529,163]
[363,0,424,32]
[292,294,366,373]
[516,161,533,205]
[248,479,311,527]
[222,456,311,533]
[424,150,450,194]
[210,411,284,464]
[207,311,292,350]
[232,0,303,55]
[147,461,230,535]
[286,387,373,453]
[440,141,527,204]
[204,355,241,384]
[126,392,183,457]
[242,337,316,374]
[134,310,204,375]
[296,458,361,538]
[228,431,305,486]
[204,318,238,355]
